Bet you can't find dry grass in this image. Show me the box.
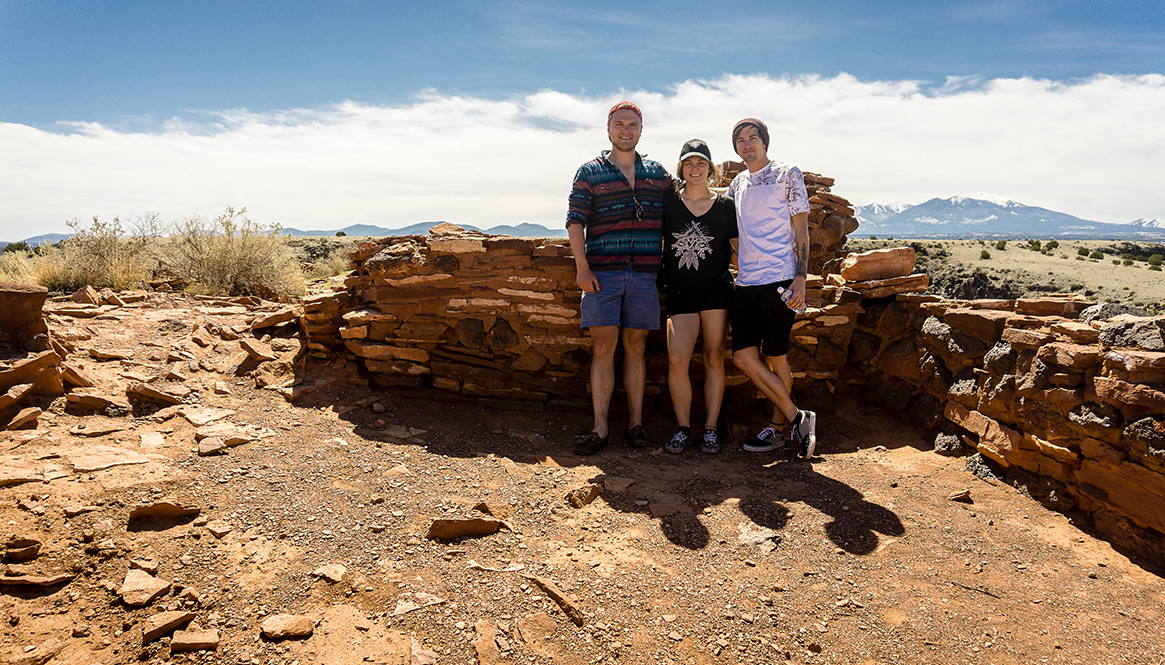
[844,238,1165,313]
[6,216,156,292]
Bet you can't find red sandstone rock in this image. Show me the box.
[1036,342,1101,370]
[0,282,49,350]
[838,247,917,281]
[1076,460,1165,534]
[69,285,101,305]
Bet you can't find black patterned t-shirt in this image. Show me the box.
[661,188,738,292]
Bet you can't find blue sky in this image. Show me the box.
[2,0,1164,238]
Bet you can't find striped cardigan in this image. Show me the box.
[566,151,671,273]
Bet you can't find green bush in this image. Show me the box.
[1077,247,1090,256]
[1045,239,1059,250]
[1148,254,1163,266]
[159,206,305,298]
[1150,265,1163,272]
[980,250,991,260]
[3,241,29,254]
[1028,239,1041,251]
[1090,250,1104,259]
[994,240,1007,250]
[1123,259,1134,266]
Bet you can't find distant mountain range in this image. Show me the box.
[853,195,1165,238]
[279,222,567,238]
[1,223,567,248]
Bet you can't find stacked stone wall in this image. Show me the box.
[842,292,1165,560]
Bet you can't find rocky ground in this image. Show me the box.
[3,293,1164,665]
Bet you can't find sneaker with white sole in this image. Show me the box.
[665,429,691,455]
[792,410,817,458]
[743,424,786,453]
[700,429,721,454]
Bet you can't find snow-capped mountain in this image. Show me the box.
[1129,218,1165,229]
[853,202,912,225]
[855,195,1165,238]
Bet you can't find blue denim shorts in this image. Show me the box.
[580,264,661,330]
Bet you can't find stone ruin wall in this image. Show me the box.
[301,173,867,406]
[298,170,1165,562]
[845,293,1165,562]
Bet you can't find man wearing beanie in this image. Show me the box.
[725,118,818,458]
[565,101,671,456]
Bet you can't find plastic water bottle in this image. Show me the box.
[777,286,807,315]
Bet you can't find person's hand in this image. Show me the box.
[787,276,807,311]
[576,266,600,293]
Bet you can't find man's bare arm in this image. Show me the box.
[789,211,809,309]
[568,224,599,293]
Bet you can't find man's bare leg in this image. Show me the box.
[621,327,648,428]
[589,325,619,437]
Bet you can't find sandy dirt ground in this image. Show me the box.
[3,293,1164,665]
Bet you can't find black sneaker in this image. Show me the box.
[573,431,609,456]
[743,424,786,453]
[664,430,691,455]
[625,424,650,449]
[700,429,721,455]
[792,410,818,458]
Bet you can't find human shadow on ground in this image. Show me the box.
[298,371,906,556]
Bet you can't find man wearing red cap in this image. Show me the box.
[726,118,818,459]
[565,101,671,455]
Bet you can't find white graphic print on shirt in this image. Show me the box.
[671,221,715,271]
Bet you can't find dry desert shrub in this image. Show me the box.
[17,216,155,292]
[158,206,305,298]
[0,251,36,285]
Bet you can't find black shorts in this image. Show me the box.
[666,283,734,317]
[730,280,796,355]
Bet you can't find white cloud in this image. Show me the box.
[2,72,1164,240]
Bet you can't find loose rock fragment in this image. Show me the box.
[197,438,227,456]
[564,484,602,508]
[6,407,41,430]
[117,569,169,606]
[126,382,191,404]
[240,338,278,361]
[171,623,220,651]
[426,517,503,541]
[260,614,315,639]
[948,489,973,503]
[312,564,347,583]
[129,501,201,520]
[526,576,585,626]
[142,611,196,643]
[0,573,74,587]
[392,592,447,616]
[410,636,439,665]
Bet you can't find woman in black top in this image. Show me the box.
[661,139,738,455]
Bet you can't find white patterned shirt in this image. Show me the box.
[725,161,810,286]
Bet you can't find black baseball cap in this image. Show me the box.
[679,138,712,163]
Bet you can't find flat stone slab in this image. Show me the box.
[240,338,278,361]
[117,569,170,606]
[171,624,220,651]
[425,517,503,541]
[179,406,235,426]
[69,417,129,437]
[142,610,196,643]
[69,446,150,472]
[128,501,201,520]
[0,572,74,587]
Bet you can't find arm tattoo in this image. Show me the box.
[795,239,808,278]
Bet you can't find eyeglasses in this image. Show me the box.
[632,195,642,221]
